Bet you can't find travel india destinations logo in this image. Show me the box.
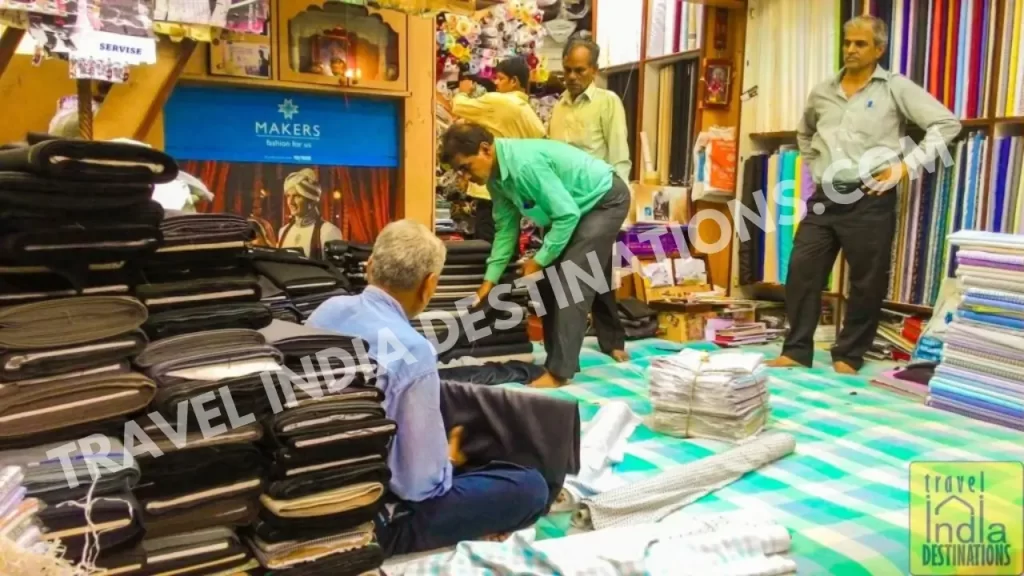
[909,461,1023,575]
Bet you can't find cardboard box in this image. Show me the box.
[631,183,689,225]
[632,258,710,303]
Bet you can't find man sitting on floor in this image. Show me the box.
[307,219,549,557]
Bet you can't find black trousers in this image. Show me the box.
[781,188,897,370]
[538,176,630,379]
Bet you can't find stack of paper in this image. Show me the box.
[648,350,771,442]
[711,322,782,347]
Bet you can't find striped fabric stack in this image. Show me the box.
[736,150,842,291]
[645,0,705,59]
[928,230,1024,431]
[888,131,1024,306]
[872,0,1000,120]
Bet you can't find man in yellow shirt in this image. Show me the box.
[450,57,546,243]
[548,37,631,363]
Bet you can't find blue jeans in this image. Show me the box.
[375,463,549,557]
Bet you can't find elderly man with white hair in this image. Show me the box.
[307,220,548,557]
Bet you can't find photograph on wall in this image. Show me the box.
[180,160,399,256]
[209,36,272,78]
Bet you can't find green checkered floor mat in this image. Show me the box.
[526,338,1024,576]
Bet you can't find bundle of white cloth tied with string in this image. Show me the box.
[648,349,771,441]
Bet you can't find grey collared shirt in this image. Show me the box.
[797,66,962,186]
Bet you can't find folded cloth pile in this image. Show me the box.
[418,302,535,364]
[326,240,371,293]
[0,439,144,563]
[252,319,391,574]
[648,350,771,442]
[0,295,155,449]
[249,247,351,322]
[0,466,44,552]
[138,212,277,341]
[101,527,260,575]
[928,234,1024,430]
[0,134,175,270]
[254,389,394,574]
[134,328,283,428]
[586,297,660,340]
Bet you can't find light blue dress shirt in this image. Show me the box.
[307,286,453,502]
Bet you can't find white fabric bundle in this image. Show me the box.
[648,349,771,441]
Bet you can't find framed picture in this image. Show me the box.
[703,59,732,108]
[209,36,273,79]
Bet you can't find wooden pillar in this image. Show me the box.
[0,27,24,80]
[401,15,436,229]
[94,38,195,141]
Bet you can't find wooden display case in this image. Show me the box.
[277,0,408,93]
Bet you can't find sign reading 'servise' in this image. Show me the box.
[98,43,143,56]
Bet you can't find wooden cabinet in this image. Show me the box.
[276,0,408,93]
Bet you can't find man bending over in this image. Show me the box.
[307,219,548,556]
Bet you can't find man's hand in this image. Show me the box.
[520,258,542,278]
[472,281,494,307]
[458,78,475,95]
[448,425,468,467]
[865,161,906,195]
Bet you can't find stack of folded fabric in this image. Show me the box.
[328,241,372,293]
[928,233,1024,430]
[0,295,155,449]
[586,298,660,340]
[0,135,176,272]
[416,302,535,364]
[648,350,771,441]
[0,466,44,554]
[249,247,350,321]
[711,322,781,347]
[252,320,391,574]
[0,439,144,564]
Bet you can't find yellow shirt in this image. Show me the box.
[452,91,546,201]
[548,83,632,184]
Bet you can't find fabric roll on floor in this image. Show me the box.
[0,134,179,183]
[257,542,384,576]
[248,521,375,570]
[0,328,147,382]
[575,431,797,530]
[138,527,256,575]
[0,295,147,349]
[38,489,144,563]
[439,380,580,506]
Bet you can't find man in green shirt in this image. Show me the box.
[441,122,631,388]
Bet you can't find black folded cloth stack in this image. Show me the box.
[139,212,275,341]
[0,437,145,563]
[586,297,661,340]
[250,320,392,575]
[249,247,351,323]
[0,134,175,273]
[324,239,370,293]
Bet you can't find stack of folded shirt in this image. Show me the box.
[928,236,1024,430]
[253,322,392,575]
[0,466,44,552]
[0,438,144,563]
[0,135,176,271]
[0,295,155,449]
[648,350,771,442]
[249,248,350,321]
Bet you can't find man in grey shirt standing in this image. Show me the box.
[769,15,961,374]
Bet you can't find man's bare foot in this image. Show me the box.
[529,372,566,388]
[833,361,858,374]
[610,349,630,362]
[766,356,803,368]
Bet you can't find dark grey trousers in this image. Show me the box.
[538,176,631,380]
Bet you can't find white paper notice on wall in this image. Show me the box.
[72,29,157,66]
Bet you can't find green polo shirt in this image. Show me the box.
[484,138,614,284]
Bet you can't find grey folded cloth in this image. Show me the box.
[259,319,370,358]
[142,343,282,387]
[0,436,139,504]
[0,371,155,441]
[0,295,147,349]
[141,526,253,575]
[134,329,266,369]
[0,329,147,382]
[576,432,797,530]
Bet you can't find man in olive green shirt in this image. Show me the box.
[549,38,632,184]
[441,122,630,388]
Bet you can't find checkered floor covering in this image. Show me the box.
[528,338,1024,576]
